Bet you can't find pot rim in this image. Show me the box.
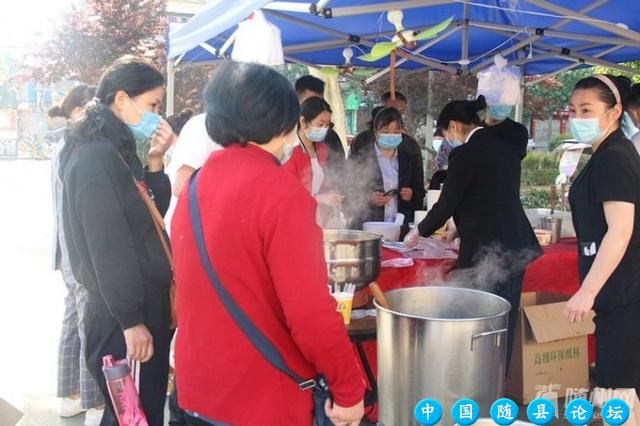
[373,286,511,322]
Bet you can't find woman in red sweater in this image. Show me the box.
[283,96,346,227]
[170,61,365,426]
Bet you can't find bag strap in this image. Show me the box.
[132,178,173,269]
[118,154,173,269]
[187,171,318,391]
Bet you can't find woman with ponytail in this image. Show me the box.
[50,84,108,426]
[563,74,640,395]
[406,95,541,372]
[58,56,175,425]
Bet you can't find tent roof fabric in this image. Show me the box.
[168,0,640,76]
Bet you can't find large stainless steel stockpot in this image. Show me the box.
[376,286,511,426]
[323,230,381,289]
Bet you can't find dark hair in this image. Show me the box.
[166,108,194,135]
[436,95,487,129]
[48,84,97,119]
[204,61,299,147]
[625,83,640,110]
[381,91,407,104]
[373,107,402,132]
[295,75,325,97]
[573,75,632,120]
[434,127,444,138]
[65,56,164,178]
[300,96,331,123]
[367,105,386,133]
[48,106,64,119]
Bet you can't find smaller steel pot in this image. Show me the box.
[323,230,381,289]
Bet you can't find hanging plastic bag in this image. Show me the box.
[477,54,522,105]
[232,10,284,65]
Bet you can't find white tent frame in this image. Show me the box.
[166,0,640,116]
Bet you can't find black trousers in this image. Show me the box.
[594,300,640,395]
[84,293,171,426]
[169,378,189,426]
[494,268,526,376]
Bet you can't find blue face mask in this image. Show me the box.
[305,126,328,142]
[488,105,513,121]
[377,133,402,149]
[622,111,637,139]
[124,99,161,143]
[447,125,463,148]
[569,117,608,145]
[280,139,299,164]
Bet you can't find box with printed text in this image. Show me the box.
[505,292,595,405]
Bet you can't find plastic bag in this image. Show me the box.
[477,54,522,105]
[232,10,284,65]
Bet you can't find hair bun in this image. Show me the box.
[48,106,65,118]
[473,95,487,112]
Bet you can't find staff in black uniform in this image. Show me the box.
[563,74,640,395]
[405,95,541,371]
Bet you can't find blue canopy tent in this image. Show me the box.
[166,0,640,113]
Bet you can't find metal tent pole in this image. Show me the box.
[469,0,609,74]
[166,59,175,116]
[523,0,640,45]
[365,26,460,84]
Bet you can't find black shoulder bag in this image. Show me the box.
[187,171,333,426]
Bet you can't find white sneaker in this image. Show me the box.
[84,407,104,426]
[59,397,86,417]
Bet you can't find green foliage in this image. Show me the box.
[548,133,572,152]
[520,187,552,209]
[592,61,640,84]
[521,152,559,186]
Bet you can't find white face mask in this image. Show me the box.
[280,137,299,164]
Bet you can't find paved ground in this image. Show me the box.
[0,159,606,426]
[0,159,89,425]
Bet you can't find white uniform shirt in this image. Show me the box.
[166,113,222,232]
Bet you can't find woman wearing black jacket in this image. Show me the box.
[563,74,640,394]
[59,57,175,425]
[406,95,541,371]
[346,107,425,236]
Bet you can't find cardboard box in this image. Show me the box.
[0,397,23,426]
[506,292,595,404]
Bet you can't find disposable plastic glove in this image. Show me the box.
[403,227,420,249]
